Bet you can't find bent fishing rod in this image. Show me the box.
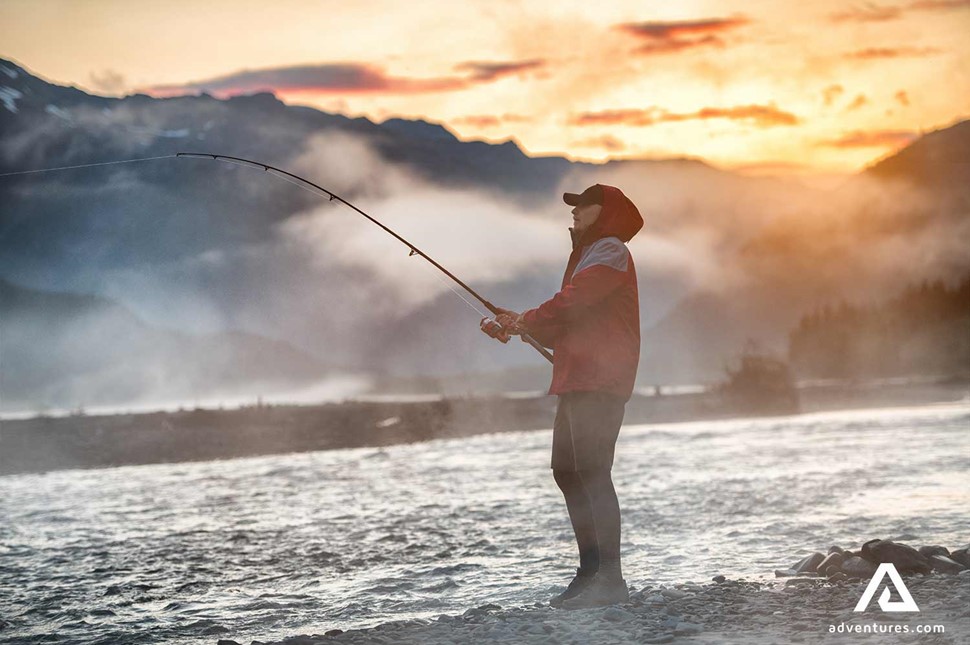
[175,153,552,363]
[0,152,554,362]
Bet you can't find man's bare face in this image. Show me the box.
[571,203,602,233]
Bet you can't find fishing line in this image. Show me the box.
[0,150,553,362]
[0,155,176,177]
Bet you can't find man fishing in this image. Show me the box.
[481,183,643,609]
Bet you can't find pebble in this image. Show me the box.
[600,607,634,623]
[660,588,689,600]
[673,621,703,635]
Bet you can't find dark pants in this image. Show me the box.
[551,392,625,576]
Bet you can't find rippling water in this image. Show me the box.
[1,403,968,644]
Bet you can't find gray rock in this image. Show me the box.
[712,574,726,583]
[949,548,970,568]
[841,556,878,578]
[918,545,949,558]
[673,621,703,635]
[817,552,844,576]
[828,545,846,555]
[660,588,689,600]
[827,572,847,583]
[864,540,932,574]
[643,636,674,644]
[774,568,799,577]
[929,555,967,574]
[792,552,825,574]
[216,641,241,645]
[784,577,818,586]
[601,607,635,623]
[324,630,343,637]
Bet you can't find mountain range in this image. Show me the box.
[1,56,967,412]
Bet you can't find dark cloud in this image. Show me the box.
[829,3,903,23]
[453,59,546,82]
[145,63,466,97]
[844,46,942,59]
[570,104,799,128]
[615,16,750,55]
[820,129,918,148]
[144,60,543,98]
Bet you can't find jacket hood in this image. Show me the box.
[571,184,643,248]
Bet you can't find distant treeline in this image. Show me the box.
[788,276,970,379]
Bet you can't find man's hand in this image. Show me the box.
[480,317,511,343]
[494,308,527,335]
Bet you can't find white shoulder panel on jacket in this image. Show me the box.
[574,237,629,274]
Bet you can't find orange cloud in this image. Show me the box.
[907,0,970,11]
[615,16,750,55]
[894,90,911,106]
[820,129,918,147]
[845,94,869,111]
[570,135,627,152]
[145,60,545,98]
[822,84,845,106]
[451,113,532,128]
[571,104,798,127]
[829,3,903,23]
[844,46,942,59]
[829,0,967,24]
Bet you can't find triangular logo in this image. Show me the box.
[854,563,920,612]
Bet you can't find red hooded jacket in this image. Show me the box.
[521,184,642,400]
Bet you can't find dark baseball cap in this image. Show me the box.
[563,184,603,207]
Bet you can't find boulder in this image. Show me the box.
[918,545,949,558]
[817,552,844,576]
[859,538,882,561]
[861,540,931,574]
[949,548,970,568]
[841,556,878,578]
[828,545,846,555]
[929,555,967,575]
[792,552,826,574]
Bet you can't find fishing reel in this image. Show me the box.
[480,317,511,343]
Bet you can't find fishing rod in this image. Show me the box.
[0,152,553,362]
[179,153,556,363]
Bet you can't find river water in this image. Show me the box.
[1,402,968,644]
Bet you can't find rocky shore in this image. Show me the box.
[216,539,970,645]
[4,377,967,475]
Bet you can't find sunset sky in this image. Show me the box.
[2,0,968,178]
